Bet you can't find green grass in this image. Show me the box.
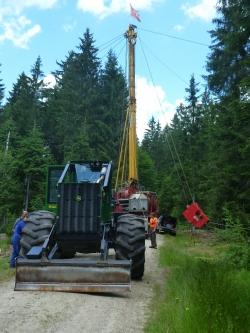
[145,232,250,333]
[0,238,15,281]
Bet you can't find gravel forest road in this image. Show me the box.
[0,236,164,333]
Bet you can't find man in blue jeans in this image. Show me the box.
[10,211,28,268]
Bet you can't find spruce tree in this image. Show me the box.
[7,72,33,136]
[15,126,53,210]
[206,0,250,222]
[99,50,127,162]
[142,116,163,167]
[207,0,250,98]
[50,29,101,162]
[30,56,44,127]
[0,149,21,220]
[138,148,157,191]
[30,56,44,97]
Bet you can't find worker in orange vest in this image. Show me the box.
[149,213,158,249]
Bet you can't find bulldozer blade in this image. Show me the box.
[15,258,131,293]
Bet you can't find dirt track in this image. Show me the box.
[0,236,164,333]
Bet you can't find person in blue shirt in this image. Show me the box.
[9,211,28,268]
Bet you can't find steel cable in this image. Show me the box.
[138,35,194,203]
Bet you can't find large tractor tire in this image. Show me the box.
[115,214,145,280]
[20,210,55,257]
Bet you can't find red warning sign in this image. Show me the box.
[182,202,209,228]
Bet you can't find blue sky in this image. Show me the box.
[0,0,217,140]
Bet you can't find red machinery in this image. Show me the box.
[182,202,209,228]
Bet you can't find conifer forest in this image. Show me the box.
[0,0,249,232]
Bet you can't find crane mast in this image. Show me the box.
[126,25,138,183]
[114,25,158,219]
[115,25,138,190]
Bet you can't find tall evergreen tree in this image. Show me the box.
[100,50,127,162]
[15,126,53,210]
[207,0,250,98]
[185,74,201,133]
[7,72,33,136]
[138,148,157,191]
[30,56,44,97]
[30,56,44,127]
[184,75,202,199]
[206,0,250,222]
[0,150,21,219]
[141,116,163,169]
[50,29,102,162]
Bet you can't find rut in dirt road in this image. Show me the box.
[0,236,164,333]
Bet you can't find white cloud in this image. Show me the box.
[0,0,58,16]
[77,0,161,19]
[173,24,184,32]
[136,75,177,141]
[0,15,41,48]
[0,0,58,47]
[43,74,56,88]
[182,0,217,22]
[20,0,58,10]
[63,21,77,33]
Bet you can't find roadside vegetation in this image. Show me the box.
[145,224,250,333]
[0,238,14,281]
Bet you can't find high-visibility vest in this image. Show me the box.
[149,217,158,229]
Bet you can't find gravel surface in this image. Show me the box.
[0,236,164,333]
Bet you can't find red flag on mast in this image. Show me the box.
[130,4,141,22]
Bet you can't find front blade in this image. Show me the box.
[15,258,131,293]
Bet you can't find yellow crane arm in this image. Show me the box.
[116,25,138,189]
[127,25,138,183]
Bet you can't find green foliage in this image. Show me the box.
[0,257,15,281]
[14,127,53,211]
[0,14,249,234]
[0,29,127,217]
[141,117,163,170]
[0,239,14,281]
[138,1,250,230]
[146,233,250,333]
[0,63,4,109]
[64,128,94,161]
[222,244,250,270]
[46,30,127,163]
[0,150,21,217]
[0,212,17,237]
[221,205,246,242]
[138,148,157,191]
[7,72,35,135]
[213,206,250,269]
[100,50,127,163]
[157,174,178,214]
[207,0,250,97]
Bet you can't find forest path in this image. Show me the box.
[0,236,164,333]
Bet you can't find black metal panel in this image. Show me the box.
[57,235,101,253]
[58,183,101,234]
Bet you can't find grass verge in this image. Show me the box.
[0,238,15,282]
[145,231,250,333]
